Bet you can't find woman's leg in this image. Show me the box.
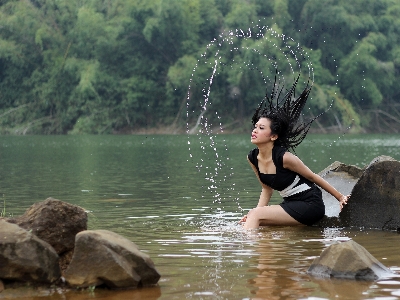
[243,205,302,229]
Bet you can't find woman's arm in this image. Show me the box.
[239,157,274,224]
[283,152,350,208]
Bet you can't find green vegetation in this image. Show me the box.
[1,196,11,218]
[0,0,399,134]
[1,199,5,217]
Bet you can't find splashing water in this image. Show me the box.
[186,20,319,218]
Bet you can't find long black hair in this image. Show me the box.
[252,75,317,152]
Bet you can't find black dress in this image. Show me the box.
[248,145,325,226]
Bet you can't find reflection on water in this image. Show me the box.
[1,134,400,300]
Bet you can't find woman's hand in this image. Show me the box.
[339,194,350,210]
[239,214,247,224]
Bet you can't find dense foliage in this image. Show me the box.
[0,0,399,134]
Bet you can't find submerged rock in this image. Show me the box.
[64,230,161,289]
[0,220,60,284]
[307,240,393,280]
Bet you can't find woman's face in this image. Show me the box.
[251,117,277,145]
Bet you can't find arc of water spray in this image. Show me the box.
[188,56,220,135]
[186,20,318,214]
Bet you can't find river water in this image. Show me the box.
[1,134,400,300]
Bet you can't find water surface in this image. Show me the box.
[1,134,400,300]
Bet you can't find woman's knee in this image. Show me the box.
[243,207,264,229]
[247,207,263,220]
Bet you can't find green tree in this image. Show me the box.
[338,32,394,108]
[0,0,400,134]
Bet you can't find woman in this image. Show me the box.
[240,77,350,229]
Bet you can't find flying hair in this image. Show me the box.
[252,74,323,152]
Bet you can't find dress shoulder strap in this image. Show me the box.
[272,145,287,170]
[247,148,259,167]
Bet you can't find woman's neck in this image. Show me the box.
[257,142,274,159]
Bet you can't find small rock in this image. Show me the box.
[14,197,87,255]
[307,240,393,280]
[64,230,160,289]
[0,220,60,283]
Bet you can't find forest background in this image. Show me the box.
[0,0,399,135]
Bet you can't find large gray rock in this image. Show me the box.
[0,220,60,283]
[316,156,400,230]
[318,161,361,218]
[307,240,394,280]
[339,157,400,230]
[11,197,87,255]
[64,230,160,289]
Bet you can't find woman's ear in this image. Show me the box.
[271,134,278,141]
